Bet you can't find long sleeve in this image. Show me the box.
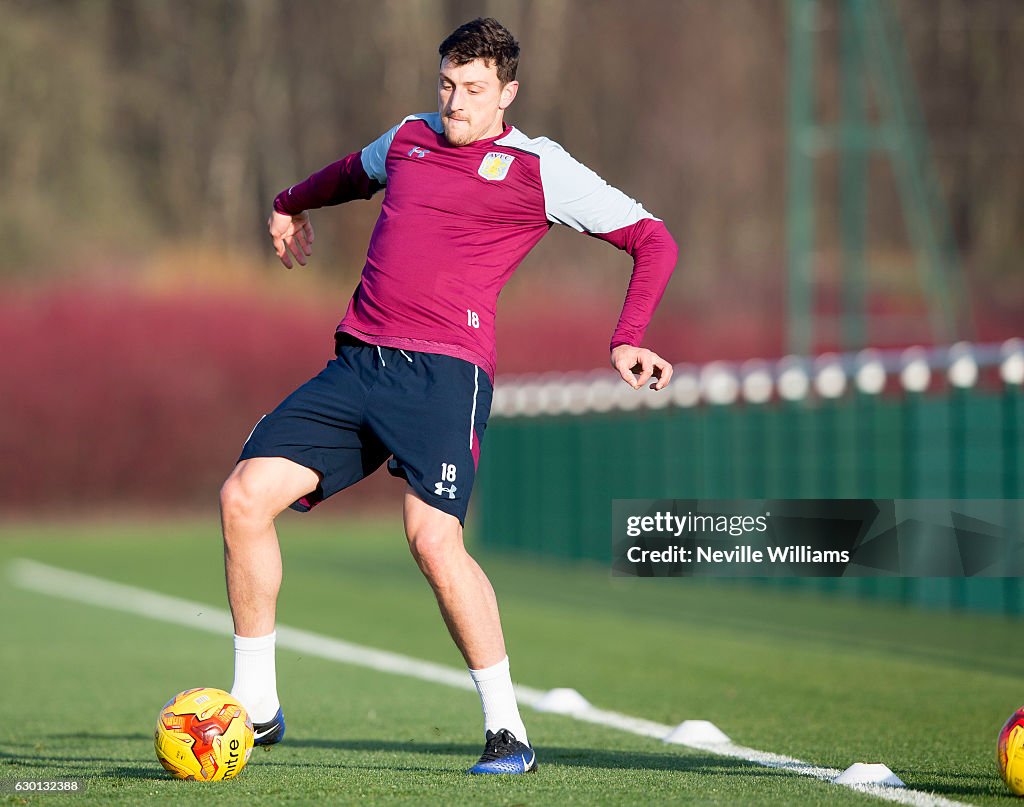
[536,141,678,350]
[589,219,677,349]
[273,151,382,215]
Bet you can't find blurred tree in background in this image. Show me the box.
[1,0,1021,321]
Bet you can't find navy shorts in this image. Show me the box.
[239,335,493,524]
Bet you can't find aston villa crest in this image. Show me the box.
[478,151,514,181]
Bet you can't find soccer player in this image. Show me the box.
[221,17,676,775]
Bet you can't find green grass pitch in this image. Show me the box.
[0,516,1019,805]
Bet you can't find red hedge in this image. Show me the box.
[0,286,338,511]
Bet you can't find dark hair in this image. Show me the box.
[438,17,519,85]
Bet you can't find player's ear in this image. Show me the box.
[498,80,519,110]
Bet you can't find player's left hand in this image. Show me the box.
[611,345,673,391]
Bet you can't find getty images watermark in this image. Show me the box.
[612,499,1024,577]
[622,509,849,565]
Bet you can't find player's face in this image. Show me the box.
[438,57,518,146]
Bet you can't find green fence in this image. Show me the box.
[476,342,1024,614]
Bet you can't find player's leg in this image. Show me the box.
[220,456,320,744]
[220,456,321,636]
[403,491,535,774]
[403,489,506,667]
[221,341,389,745]
[370,347,534,772]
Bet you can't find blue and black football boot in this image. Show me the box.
[468,729,537,774]
[252,707,286,747]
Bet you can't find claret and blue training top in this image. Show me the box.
[274,113,678,379]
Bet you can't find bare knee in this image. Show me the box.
[404,491,467,585]
[221,477,256,528]
[220,458,320,536]
[408,529,464,584]
[220,471,278,533]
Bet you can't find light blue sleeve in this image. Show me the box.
[538,142,656,233]
[360,113,445,186]
[359,125,401,185]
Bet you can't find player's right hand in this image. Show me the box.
[268,210,314,269]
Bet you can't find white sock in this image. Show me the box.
[230,631,280,724]
[469,656,529,746]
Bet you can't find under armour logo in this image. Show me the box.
[408,146,431,158]
[434,482,457,499]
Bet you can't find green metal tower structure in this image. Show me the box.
[787,0,972,355]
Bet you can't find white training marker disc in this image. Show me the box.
[899,347,931,393]
[740,360,774,404]
[947,341,978,389]
[833,762,905,787]
[670,368,701,408]
[700,362,739,405]
[813,354,847,399]
[585,376,619,413]
[1002,338,1024,385]
[663,720,731,745]
[533,687,591,714]
[777,356,810,401]
[854,349,887,395]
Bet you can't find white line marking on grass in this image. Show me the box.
[7,559,507,697]
[9,559,974,807]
